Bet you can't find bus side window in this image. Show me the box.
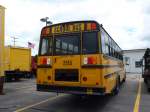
[101,29,107,54]
[101,30,105,54]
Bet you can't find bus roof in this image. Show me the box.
[43,20,100,29]
[40,20,122,50]
[41,20,101,36]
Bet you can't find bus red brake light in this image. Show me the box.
[83,57,97,64]
[42,58,47,64]
[88,57,93,64]
[41,57,51,65]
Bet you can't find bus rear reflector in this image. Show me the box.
[38,80,41,83]
[83,77,87,81]
[48,76,51,80]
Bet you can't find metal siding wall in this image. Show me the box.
[124,50,145,74]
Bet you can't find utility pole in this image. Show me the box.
[11,37,18,46]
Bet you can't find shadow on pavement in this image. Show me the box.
[29,94,113,112]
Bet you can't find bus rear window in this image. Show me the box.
[54,34,80,55]
[82,32,98,54]
[39,38,52,55]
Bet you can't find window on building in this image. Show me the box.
[124,57,130,65]
[135,61,142,68]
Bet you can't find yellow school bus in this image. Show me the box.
[37,20,126,95]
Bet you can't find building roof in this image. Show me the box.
[5,45,30,50]
[0,5,5,9]
[123,49,146,53]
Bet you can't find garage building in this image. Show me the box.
[123,49,146,74]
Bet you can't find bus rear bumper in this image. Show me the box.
[37,84,106,95]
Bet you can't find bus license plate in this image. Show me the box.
[87,89,93,94]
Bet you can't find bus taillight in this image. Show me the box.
[88,57,94,64]
[42,58,47,64]
[40,57,51,65]
[83,57,97,65]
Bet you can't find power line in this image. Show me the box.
[11,36,18,46]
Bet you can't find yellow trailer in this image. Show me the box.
[0,5,5,94]
[4,46,31,81]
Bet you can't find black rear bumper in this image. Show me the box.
[142,74,150,79]
[5,71,31,79]
[37,84,105,95]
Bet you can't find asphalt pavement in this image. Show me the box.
[0,74,149,112]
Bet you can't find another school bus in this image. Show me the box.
[37,20,126,95]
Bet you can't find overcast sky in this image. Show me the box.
[1,0,150,55]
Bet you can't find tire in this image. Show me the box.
[112,76,120,95]
[5,77,12,82]
[144,78,147,84]
[122,73,126,83]
[15,77,20,81]
[148,88,150,92]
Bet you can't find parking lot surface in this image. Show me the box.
[0,74,149,112]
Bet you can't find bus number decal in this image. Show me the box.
[63,60,72,65]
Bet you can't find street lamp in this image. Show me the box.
[40,17,52,26]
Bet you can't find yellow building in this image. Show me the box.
[0,5,5,94]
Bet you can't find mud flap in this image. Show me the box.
[0,76,4,94]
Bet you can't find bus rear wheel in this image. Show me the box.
[148,88,150,92]
[144,78,147,84]
[122,74,126,83]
